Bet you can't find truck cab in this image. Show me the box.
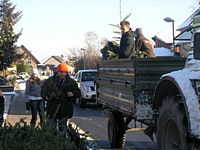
[75,69,97,107]
[151,16,200,149]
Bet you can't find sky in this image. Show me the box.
[11,0,199,62]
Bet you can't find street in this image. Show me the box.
[72,103,157,150]
[5,80,157,150]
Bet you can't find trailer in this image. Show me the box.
[96,57,187,148]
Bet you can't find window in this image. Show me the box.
[81,72,97,81]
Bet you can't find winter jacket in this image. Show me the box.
[25,77,42,99]
[0,95,4,125]
[135,35,155,58]
[0,96,4,114]
[41,74,80,118]
[118,29,135,58]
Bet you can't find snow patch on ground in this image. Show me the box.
[164,69,200,138]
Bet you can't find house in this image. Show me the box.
[43,55,66,67]
[152,36,172,49]
[0,45,40,84]
[17,45,40,70]
[1,45,40,76]
[175,8,200,57]
[43,56,75,75]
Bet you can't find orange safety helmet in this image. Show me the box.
[57,63,69,72]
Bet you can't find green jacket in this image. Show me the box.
[118,29,135,58]
[41,74,80,118]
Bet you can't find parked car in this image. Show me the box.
[18,72,30,80]
[74,69,97,107]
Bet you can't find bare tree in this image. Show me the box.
[84,31,101,69]
[66,32,103,71]
[65,48,84,72]
[67,48,82,60]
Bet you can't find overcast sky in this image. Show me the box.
[12,0,198,61]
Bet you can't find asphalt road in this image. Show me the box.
[72,103,157,150]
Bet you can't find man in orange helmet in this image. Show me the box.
[41,63,80,133]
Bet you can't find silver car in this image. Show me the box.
[74,69,97,108]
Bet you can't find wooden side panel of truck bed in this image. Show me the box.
[96,57,186,117]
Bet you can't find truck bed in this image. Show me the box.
[96,57,186,119]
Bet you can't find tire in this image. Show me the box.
[157,96,188,150]
[78,97,86,108]
[107,111,125,148]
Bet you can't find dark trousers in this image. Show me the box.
[47,113,68,136]
[30,100,45,127]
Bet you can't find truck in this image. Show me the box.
[96,16,200,149]
[75,69,97,107]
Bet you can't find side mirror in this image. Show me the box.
[194,32,200,60]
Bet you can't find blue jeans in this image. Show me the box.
[30,100,45,127]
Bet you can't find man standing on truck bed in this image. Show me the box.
[135,28,155,58]
[118,21,135,58]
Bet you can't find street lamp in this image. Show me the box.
[164,17,175,48]
[81,48,86,69]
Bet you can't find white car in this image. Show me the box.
[74,69,97,108]
[18,72,30,80]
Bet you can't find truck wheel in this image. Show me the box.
[78,97,86,108]
[107,111,125,148]
[157,97,188,150]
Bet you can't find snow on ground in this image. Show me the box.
[164,68,200,138]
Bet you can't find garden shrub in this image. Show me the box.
[0,119,89,150]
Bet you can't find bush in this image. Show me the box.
[0,119,89,150]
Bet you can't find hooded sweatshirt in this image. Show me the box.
[135,28,155,58]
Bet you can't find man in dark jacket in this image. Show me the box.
[0,88,4,126]
[41,63,80,132]
[135,28,155,58]
[118,21,135,58]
